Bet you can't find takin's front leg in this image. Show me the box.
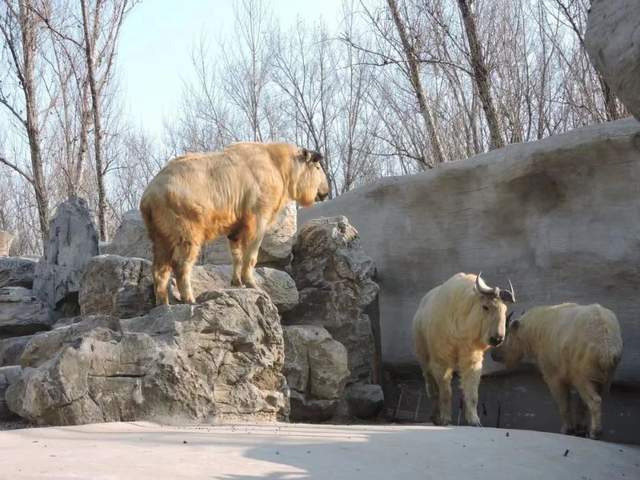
[172,240,201,304]
[459,361,483,427]
[240,215,268,289]
[430,363,453,426]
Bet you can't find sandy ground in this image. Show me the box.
[0,422,638,479]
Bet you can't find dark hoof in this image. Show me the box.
[589,430,603,440]
[431,416,450,426]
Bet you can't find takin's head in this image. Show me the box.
[294,147,330,206]
[491,311,526,369]
[473,272,516,348]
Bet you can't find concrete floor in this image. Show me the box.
[0,422,638,479]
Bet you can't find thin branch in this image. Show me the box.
[0,156,34,184]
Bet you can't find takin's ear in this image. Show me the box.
[310,150,323,163]
[506,311,514,325]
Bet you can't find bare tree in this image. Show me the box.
[550,0,621,121]
[221,0,274,142]
[0,0,49,243]
[385,0,444,166]
[79,0,131,241]
[456,0,504,149]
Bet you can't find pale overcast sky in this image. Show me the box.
[116,0,344,139]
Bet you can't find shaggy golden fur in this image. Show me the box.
[413,273,511,427]
[140,142,329,305]
[492,303,623,439]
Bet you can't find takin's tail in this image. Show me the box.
[600,352,622,395]
[595,306,623,393]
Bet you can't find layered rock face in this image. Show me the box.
[79,255,155,319]
[586,0,640,120]
[6,290,288,425]
[299,119,640,387]
[0,254,50,421]
[2,195,383,425]
[284,217,383,420]
[0,257,37,289]
[0,287,52,337]
[104,203,296,269]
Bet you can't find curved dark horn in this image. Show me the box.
[498,279,516,304]
[475,272,496,296]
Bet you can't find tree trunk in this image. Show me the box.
[19,0,49,243]
[80,0,107,241]
[75,83,90,193]
[457,0,504,150]
[386,0,445,167]
[597,75,620,121]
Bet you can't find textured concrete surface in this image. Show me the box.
[0,422,638,479]
[299,119,640,385]
[299,119,640,443]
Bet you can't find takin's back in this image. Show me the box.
[520,303,623,381]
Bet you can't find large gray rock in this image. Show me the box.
[0,231,13,256]
[0,287,52,337]
[79,255,155,319]
[105,204,297,269]
[6,289,288,426]
[586,0,640,120]
[288,391,338,423]
[33,197,99,310]
[299,119,640,387]
[101,210,150,259]
[284,217,379,385]
[0,365,21,420]
[345,383,384,419]
[78,255,297,317]
[284,326,349,392]
[186,264,298,313]
[283,325,349,422]
[0,335,32,366]
[0,257,37,288]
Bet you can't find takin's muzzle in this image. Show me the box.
[315,192,329,202]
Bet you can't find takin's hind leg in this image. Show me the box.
[545,376,574,435]
[425,371,441,424]
[228,237,243,287]
[153,262,172,306]
[152,239,172,306]
[571,391,589,437]
[172,240,201,304]
[574,380,603,440]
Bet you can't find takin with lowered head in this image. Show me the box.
[140,142,330,305]
[492,303,623,439]
[413,272,515,427]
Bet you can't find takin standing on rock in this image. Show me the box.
[491,303,623,439]
[413,272,515,427]
[140,142,330,305]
